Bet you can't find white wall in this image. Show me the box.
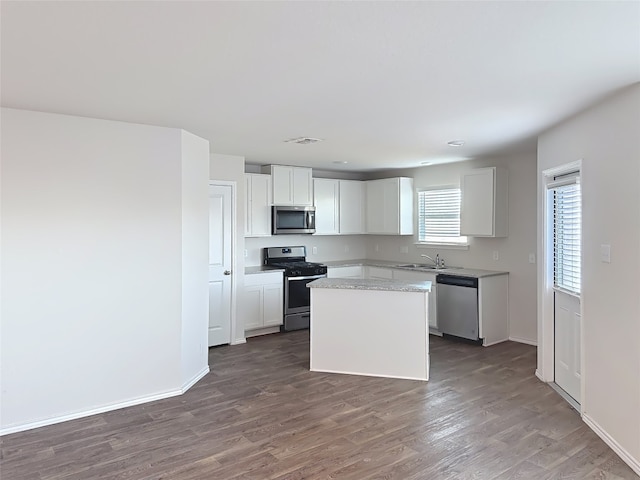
[537,84,640,472]
[365,153,538,344]
[0,108,210,434]
[210,153,246,344]
[180,131,211,387]
[245,234,368,267]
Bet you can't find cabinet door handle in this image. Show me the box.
[224,270,232,276]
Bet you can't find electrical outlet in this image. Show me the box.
[244,249,248,258]
[375,244,380,252]
[312,246,318,255]
[528,253,536,264]
[493,251,499,261]
[600,244,611,263]
[344,245,350,253]
[400,246,409,254]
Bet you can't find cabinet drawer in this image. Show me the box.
[245,271,283,287]
[327,266,364,278]
[366,266,393,279]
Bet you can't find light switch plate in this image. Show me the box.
[400,246,409,254]
[600,244,611,263]
[493,251,499,261]
[312,246,318,255]
[529,253,536,264]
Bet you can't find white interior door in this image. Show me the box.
[208,184,232,346]
[554,292,581,402]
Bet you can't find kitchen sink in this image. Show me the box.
[396,264,461,271]
[397,263,443,270]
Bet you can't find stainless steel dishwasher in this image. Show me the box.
[436,274,481,344]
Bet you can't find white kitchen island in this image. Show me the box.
[308,277,431,381]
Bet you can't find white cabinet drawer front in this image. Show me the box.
[366,266,393,279]
[327,266,364,278]
[245,271,283,287]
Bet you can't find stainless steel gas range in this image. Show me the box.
[263,246,327,331]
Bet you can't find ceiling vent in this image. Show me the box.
[284,137,323,145]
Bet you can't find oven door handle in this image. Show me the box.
[286,274,326,281]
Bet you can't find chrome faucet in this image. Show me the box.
[421,253,442,268]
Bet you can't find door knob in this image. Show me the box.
[224,270,232,275]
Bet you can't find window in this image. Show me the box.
[417,187,468,245]
[552,177,581,294]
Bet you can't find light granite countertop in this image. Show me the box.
[246,259,507,278]
[245,265,285,275]
[308,277,432,293]
[322,259,507,278]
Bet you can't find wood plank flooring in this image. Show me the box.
[2,332,637,479]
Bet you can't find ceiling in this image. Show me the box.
[2,1,639,172]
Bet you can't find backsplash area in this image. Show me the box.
[245,235,367,266]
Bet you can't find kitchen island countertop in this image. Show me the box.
[308,277,431,293]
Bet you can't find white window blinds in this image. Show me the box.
[417,188,466,244]
[552,180,581,294]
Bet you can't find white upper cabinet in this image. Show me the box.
[460,167,508,237]
[264,165,313,206]
[313,179,365,235]
[245,174,272,237]
[339,180,366,234]
[313,178,340,235]
[366,177,413,235]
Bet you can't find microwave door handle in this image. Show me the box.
[307,210,313,228]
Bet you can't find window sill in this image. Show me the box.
[415,242,469,251]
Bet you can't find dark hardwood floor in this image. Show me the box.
[2,331,637,479]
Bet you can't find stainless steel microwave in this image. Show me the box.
[272,205,316,234]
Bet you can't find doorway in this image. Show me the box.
[208,183,234,346]
[542,163,582,407]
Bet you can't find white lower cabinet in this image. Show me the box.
[392,269,438,329]
[327,265,364,278]
[365,266,394,279]
[243,271,283,334]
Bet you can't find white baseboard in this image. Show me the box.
[509,335,538,346]
[244,325,280,338]
[583,413,640,476]
[483,338,509,347]
[181,366,209,392]
[1,366,211,437]
[535,369,545,382]
[1,388,182,436]
[310,367,429,382]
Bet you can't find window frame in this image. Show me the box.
[415,185,469,248]
[550,174,581,296]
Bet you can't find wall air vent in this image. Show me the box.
[284,137,323,145]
